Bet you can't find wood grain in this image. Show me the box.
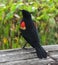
[0,45,58,65]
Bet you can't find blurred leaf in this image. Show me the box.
[5,12,13,20]
[49,17,56,27]
[3,25,10,37]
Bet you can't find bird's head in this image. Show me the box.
[21,10,31,19]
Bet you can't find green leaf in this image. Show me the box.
[5,12,13,20]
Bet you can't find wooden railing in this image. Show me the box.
[0,45,58,65]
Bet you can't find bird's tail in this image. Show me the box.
[36,46,47,59]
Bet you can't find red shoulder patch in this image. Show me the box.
[20,21,26,30]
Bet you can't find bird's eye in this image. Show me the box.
[20,21,26,30]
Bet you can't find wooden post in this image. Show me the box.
[0,45,58,65]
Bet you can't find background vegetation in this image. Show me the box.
[0,0,58,50]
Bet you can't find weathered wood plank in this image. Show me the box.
[0,45,58,53]
[0,58,55,65]
[0,45,58,65]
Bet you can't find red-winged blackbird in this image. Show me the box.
[20,10,47,59]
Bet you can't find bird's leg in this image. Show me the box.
[22,43,27,49]
[19,32,27,49]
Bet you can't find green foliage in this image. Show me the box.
[0,0,58,50]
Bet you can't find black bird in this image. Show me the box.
[20,10,47,59]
